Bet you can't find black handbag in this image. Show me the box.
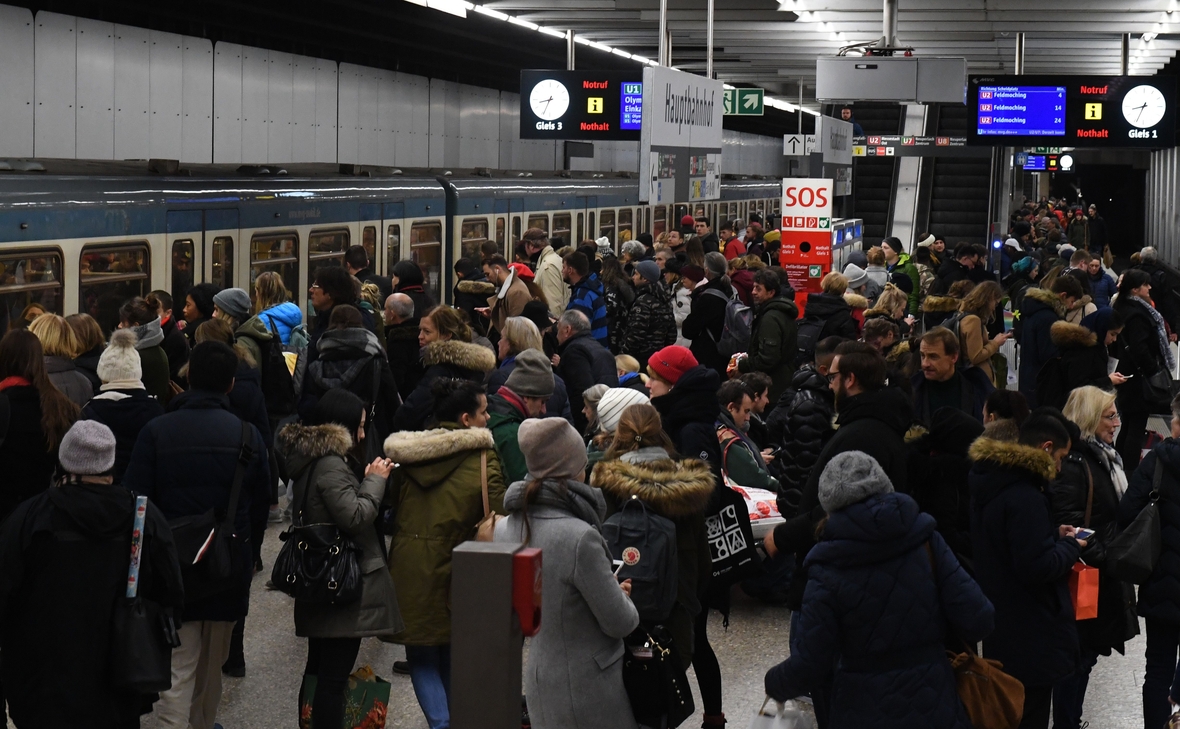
[704,481,761,584]
[1142,367,1175,409]
[270,457,364,606]
[1105,457,1164,584]
[168,421,255,601]
[110,495,182,693]
[621,625,694,729]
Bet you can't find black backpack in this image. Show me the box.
[603,497,678,623]
[259,320,296,417]
[795,314,825,364]
[1035,355,1070,411]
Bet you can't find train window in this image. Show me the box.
[309,228,350,269]
[552,214,571,247]
[170,240,194,313]
[512,216,521,243]
[587,212,595,243]
[645,207,651,234]
[0,249,63,334]
[80,244,150,335]
[673,204,688,228]
[460,218,490,265]
[576,213,584,245]
[653,206,666,237]
[495,217,506,249]
[771,198,781,218]
[362,226,377,264]
[387,225,402,274]
[251,232,299,299]
[598,210,615,245]
[618,209,633,243]
[527,214,548,234]
[409,221,443,304]
[210,236,234,291]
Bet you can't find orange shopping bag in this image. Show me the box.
[1069,562,1099,621]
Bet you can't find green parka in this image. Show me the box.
[383,424,506,646]
[738,295,799,404]
[234,315,275,369]
[277,422,403,639]
[889,253,922,316]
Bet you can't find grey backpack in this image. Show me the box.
[603,497,679,623]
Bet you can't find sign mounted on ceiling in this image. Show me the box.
[519,70,643,141]
[967,75,1176,148]
[723,88,764,116]
[639,66,725,204]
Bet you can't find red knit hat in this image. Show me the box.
[648,345,697,385]
[681,214,696,227]
[509,262,535,281]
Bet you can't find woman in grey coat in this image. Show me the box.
[496,417,640,729]
[277,388,403,729]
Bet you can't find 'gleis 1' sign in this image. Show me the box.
[780,179,835,313]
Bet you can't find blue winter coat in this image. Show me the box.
[256,302,304,345]
[765,493,993,729]
[567,273,610,348]
[122,389,272,622]
[80,388,165,484]
[968,436,1081,687]
[1089,271,1117,309]
[1119,438,1180,623]
[1014,287,1064,408]
[486,356,573,424]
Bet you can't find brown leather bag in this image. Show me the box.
[474,451,502,541]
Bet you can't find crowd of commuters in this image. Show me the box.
[0,206,1179,729]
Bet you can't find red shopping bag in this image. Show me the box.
[1069,562,1099,621]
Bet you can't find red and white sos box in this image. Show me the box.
[780,179,834,313]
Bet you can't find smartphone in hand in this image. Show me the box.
[1075,528,1096,541]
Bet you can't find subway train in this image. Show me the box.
[0,161,782,334]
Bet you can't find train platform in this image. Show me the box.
[118,517,1144,729]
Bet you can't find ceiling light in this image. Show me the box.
[472,4,508,20]
[632,54,652,64]
[1143,31,1158,42]
[508,16,538,30]
[612,48,632,59]
[537,26,565,38]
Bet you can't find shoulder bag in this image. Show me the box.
[475,450,503,542]
[271,455,364,605]
[1105,456,1165,584]
[110,495,182,693]
[167,421,254,601]
[621,624,694,729]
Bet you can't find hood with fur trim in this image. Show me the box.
[1023,286,1067,317]
[843,292,868,309]
[1049,320,1097,349]
[968,436,1056,483]
[422,339,496,373]
[277,422,355,478]
[921,295,960,314]
[457,280,497,296]
[590,457,715,518]
[384,426,494,465]
[1066,294,1093,314]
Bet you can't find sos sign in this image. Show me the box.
[780,179,835,313]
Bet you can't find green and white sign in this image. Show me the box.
[723,88,764,116]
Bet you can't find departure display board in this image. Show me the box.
[520,70,643,141]
[967,75,1176,148]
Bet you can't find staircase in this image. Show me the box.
[927,104,992,246]
[850,103,903,243]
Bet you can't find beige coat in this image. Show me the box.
[488,269,533,334]
[535,245,569,318]
[958,313,999,385]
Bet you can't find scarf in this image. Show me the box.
[1132,296,1177,371]
[0,375,31,391]
[502,478,606,530]
[1088,437,1129,498]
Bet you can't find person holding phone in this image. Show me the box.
[1050,386,1139,729]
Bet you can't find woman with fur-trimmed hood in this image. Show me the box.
[390,305,497,432]
[276,389,402,727]
[383,378,505,729]
[589,404,717,719]
[1036,308,1127,410]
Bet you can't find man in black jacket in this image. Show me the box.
[123,342,272,729]
[682,252,734,377]
[452,258,496,337]
[384,293,423,401]
[934,244,979,294]
[693,216,720,252]
[345,245,393,303]
[1137,246,1180,336]
[622,260,678,367]
[554,309,618,432]
[911,328,995,424]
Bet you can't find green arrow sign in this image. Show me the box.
[736,88,764,116]
[723,89,736,115]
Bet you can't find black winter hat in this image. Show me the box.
[889,271,914,294]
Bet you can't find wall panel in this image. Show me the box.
[291,54,317,162]
[241,46,269,163]
[34,12,76,158]
[313,58,338,163]
[75,18,115,159]
[113,24,149,160]
[213,42,243,163]
[181,37,213,163]
[267,50,293,164]
[0,5,34,157]
[337,63,361,164]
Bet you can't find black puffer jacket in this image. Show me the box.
[454,276,496,337]
[921,294,960,332]
[1039,321,1113,409]
[803,292,858,341]
[766,364,835,506]
[604,279,636,354]
[300,327,400,454]
[390,339,495,432]
[622,282,677,368]
[906,408,984,571]
[73,344,104,392]
[1121,439,1180,623]
[682,277,734,377]
[80,389,165,484]
[556,331,619,434]
[1051,438,1139,655]
[650,365,725,492]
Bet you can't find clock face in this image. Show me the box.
[1122,84,1167,129]
[529,79,570,121]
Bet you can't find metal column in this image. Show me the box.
[658,0,669,66]
[882,0,898,47]
[1014,32,1025,75]
[706,0,714,78]
[566,30,575,70]
[1121,33,1130,75]
[798,80,804,134]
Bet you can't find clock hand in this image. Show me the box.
[1136,101,1149,122]
[542,96,553,113]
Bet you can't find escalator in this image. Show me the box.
[850,103,903,243]
[927,104,992,246]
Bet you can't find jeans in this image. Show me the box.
[1019,684,1053,729]
[1051,649,1099,729]
[1144,618,1180,729]
[693,607,722,716]
[304,637,362,729]
[406,644,452,729]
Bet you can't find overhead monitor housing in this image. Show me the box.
[816,56,967,104]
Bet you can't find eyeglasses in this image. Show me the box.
[826,371,842,383]
[310,283,322,290]
[1103,412,1122,423]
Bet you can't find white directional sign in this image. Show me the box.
[805,134,818,155]
[783,134,805,155]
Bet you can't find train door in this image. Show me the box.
[494,199,510,256]
[359,203,382,273]
[382,202,405,275]
[509,198,525,244]
[166,211,202,314]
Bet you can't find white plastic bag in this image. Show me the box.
[748,696,816,729]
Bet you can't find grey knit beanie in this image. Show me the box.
[213,287,252,322]
[704,251,728,279]
[518,418,587,481]
[635,260,661,283]
[842,263,870,290]
[59,420,117,475]
[505,349,555,398]
[818,450,894,513]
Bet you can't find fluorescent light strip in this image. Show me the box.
[472,4,508,20]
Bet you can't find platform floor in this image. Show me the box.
[111,519,1147,729]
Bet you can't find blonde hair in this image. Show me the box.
[501,316,542,356]
[28,313,80,358]
[821,272,848,296]
[615,354,641,374]
[1063,385,1118,440]
[865,284,907,318]
[603,404,677,460]
[866,246,886,266]
[959,280,1002,323]
[65,313,105,354]
[254,270,291,312]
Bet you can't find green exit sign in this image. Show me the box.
[723,88,764,116]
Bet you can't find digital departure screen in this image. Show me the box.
[977,86,1066,137]
[520,70,644,141]
[967,75,1177,148]
[1023,155,1047,170]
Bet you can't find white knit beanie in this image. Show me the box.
[97,329,143,389]
[596,387,650,434]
